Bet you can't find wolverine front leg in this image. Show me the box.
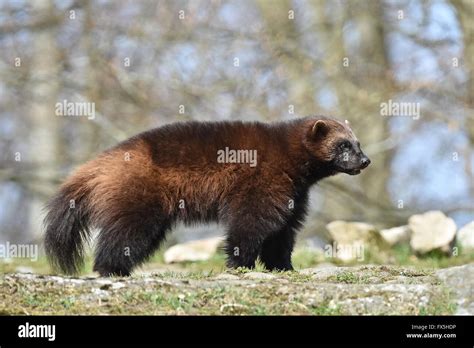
[260,192,308,271]
[259,226,296,271]
[224,231,263,269]
[222,183,296,270]
[223,213,278,269]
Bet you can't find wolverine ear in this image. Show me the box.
[310,120,330,138]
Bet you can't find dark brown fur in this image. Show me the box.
[44,116,370,276]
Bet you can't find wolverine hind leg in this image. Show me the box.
[93,207,170,277]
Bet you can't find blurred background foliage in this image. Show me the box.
[0,0,472,246]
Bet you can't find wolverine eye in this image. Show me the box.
[339,141,351,150]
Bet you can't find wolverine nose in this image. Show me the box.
[360,157,371,168]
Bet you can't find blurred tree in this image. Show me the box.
[27,0,62,239]
[257,0,319,116]
[451,0,474,198]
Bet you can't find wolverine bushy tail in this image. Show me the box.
[44,178,93,275]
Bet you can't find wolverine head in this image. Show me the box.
[303,117,371,175]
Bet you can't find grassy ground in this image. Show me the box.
[0,246,472,315]
[0,265,456,315]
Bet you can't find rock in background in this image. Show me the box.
[326,221,389,262]
[408,211,456,254]
[457,222,474,252]
[164,236,225,264]
[379,225,411,246]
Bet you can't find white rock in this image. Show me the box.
[409,211,456,253]
[112,282,126,289]
[300,267,340,280]
[457,221,474,251]
[164,236,224,264]
[67,278,85,285]
[242,272,276,280]
[380,225,411,246]
[326,221,377,244]
[326,221,378,261]
[95,279,113,286]
[213,273,240,281]
[14,266,34,274]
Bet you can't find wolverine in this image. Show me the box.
[44,116,370,276]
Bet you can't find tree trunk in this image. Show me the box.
[27,0,61,240]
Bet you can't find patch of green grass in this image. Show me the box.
[280,271,314,282]
[60,296,76,309]
[0,255,94,275]
[310,303,342,315]
[292,247,325,269]
[418,303,456,315]
[391,244,412,264]
[23,293,42,307]
[417,288,457,315]
[151,270,216,280]
[0,256,51,274]
[330,271,360,284]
